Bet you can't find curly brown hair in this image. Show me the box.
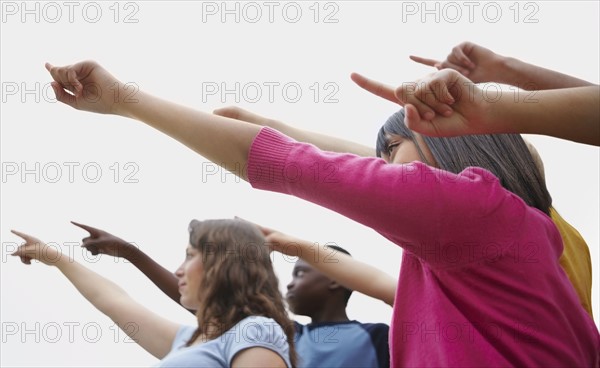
[184,219,297,367]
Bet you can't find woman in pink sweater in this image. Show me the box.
[44,61,599,367]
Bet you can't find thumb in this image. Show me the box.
[83,245,100,256]
[403,104,438,136]
[19,256,32,265]
[51,82,78,108]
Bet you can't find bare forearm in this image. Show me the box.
[498,57,595,90]
[56,259,131,319]
[126,248,196,313]
[284,237,396,305]
[269,121,375,157]
[55,256,179,358]
[214,106,376,157]
[125,247,182,306]
[492,86,600,146]
[118,91,262,180]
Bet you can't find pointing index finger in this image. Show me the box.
[10,229,33,241]
[409,55,440,68]
[350,72,401,105]
[71,221,101,237]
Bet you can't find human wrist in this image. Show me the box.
[119,242,141,262]
[53,254,76,269]
[112,85,142,118]
[274,234,304,257]
[485,91,521,134]
[265,117,285,131]
[496,56,527,87]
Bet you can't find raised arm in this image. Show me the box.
[259,225,396,306]
[214,106,376,157]
[46,61,261,180]
[352,71,600,146]
[410,41,595,90]
[10,230,180,359]
[71,222,193,313]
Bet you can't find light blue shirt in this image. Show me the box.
[157,316,291,367]
[295,320,390,367]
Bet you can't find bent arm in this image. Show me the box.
[56,258,179,358]
[278,235,396,306]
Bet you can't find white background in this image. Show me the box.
[1,1,598,366]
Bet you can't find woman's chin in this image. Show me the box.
[180,297,199,311]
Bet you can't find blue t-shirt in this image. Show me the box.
[295,320,389,368]
[157,316,292,367]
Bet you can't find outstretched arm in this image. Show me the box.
[71,222,193,313]
[214,106,376,157]
[410,41,595,90]
[260,225,396,306]
[46,61,261,180]
[10,230,180,359]
[352,71,600,146]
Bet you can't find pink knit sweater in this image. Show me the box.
[247,127,599,367]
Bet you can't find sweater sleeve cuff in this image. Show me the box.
[247,127,296,193]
